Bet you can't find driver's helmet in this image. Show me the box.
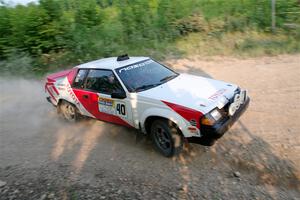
[108,74,115,84]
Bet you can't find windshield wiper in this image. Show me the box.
[134,83,161,92]
[160,74,178,82]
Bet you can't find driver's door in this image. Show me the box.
[78,69,133,127]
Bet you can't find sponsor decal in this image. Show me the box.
[57,83,66,86]
[98,97,115,115]
[118,60,153,73]
[66,84,81,107]
[98,97,127,118]
[57,86,66,91]
[209,89,227,101]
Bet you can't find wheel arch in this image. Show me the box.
[57,98,64,106]
[144,116,167,134]
[56,98,64,113]
[56,98,78,113]
[143,115,184,136]
[140,107,193,137]
[146,115,186,157]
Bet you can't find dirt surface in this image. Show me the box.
[0,54,300,200]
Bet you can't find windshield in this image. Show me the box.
[115,59,178,92]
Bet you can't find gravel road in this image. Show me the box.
[0,55,299,200]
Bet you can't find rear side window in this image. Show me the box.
[73,69,88,88]
[85,69,123,94]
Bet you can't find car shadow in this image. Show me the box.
[225,121,300,190]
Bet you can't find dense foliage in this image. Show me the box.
[0,0,299,75]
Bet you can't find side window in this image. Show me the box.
[73,69,88,88]
[85,69,123,94]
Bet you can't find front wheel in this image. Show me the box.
[150,119,183,157]
[58,100,79,122]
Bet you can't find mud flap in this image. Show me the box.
[135,123,147,143]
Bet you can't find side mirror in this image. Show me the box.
[111,91,126,99]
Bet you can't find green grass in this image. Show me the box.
[175,30,300,57]
[1,30,299,78]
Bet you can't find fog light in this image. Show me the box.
[201,116,215,126]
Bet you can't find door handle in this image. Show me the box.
[83,94,89,99]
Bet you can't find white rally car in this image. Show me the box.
[45,55,249,157]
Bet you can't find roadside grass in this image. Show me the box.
[175,30,300,57]
[1,30,299,78]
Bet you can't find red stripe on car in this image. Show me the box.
[45,86,57,103]
[47,69,72,80]
[45,82,54,91]
[162,101,203,129]
[46,78,56,83]
[51,86,59,95]
[72,89,133,128]
[45,83,59,95]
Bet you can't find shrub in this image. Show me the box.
[174,14,209,35]
[0,50,34,76]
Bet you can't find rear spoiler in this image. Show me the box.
[46,68,78,84]
[46,69,72,82]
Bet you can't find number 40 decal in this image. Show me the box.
[116,103,126,117]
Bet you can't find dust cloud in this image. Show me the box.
[0,78,55,137]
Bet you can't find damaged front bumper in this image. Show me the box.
[188,97,250,146]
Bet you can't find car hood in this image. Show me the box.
[138,73,238,114]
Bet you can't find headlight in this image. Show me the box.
[217,96,228,109]
[200,109,222,126]
[210,109,222,121]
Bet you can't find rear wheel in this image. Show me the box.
[58,101,79,122]
[150,119,183,157]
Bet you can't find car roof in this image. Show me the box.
[76,56,149,70]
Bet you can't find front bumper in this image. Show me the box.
[188,97,250,146]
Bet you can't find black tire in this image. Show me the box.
[57,100,79,122]
[150,119,183,157]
